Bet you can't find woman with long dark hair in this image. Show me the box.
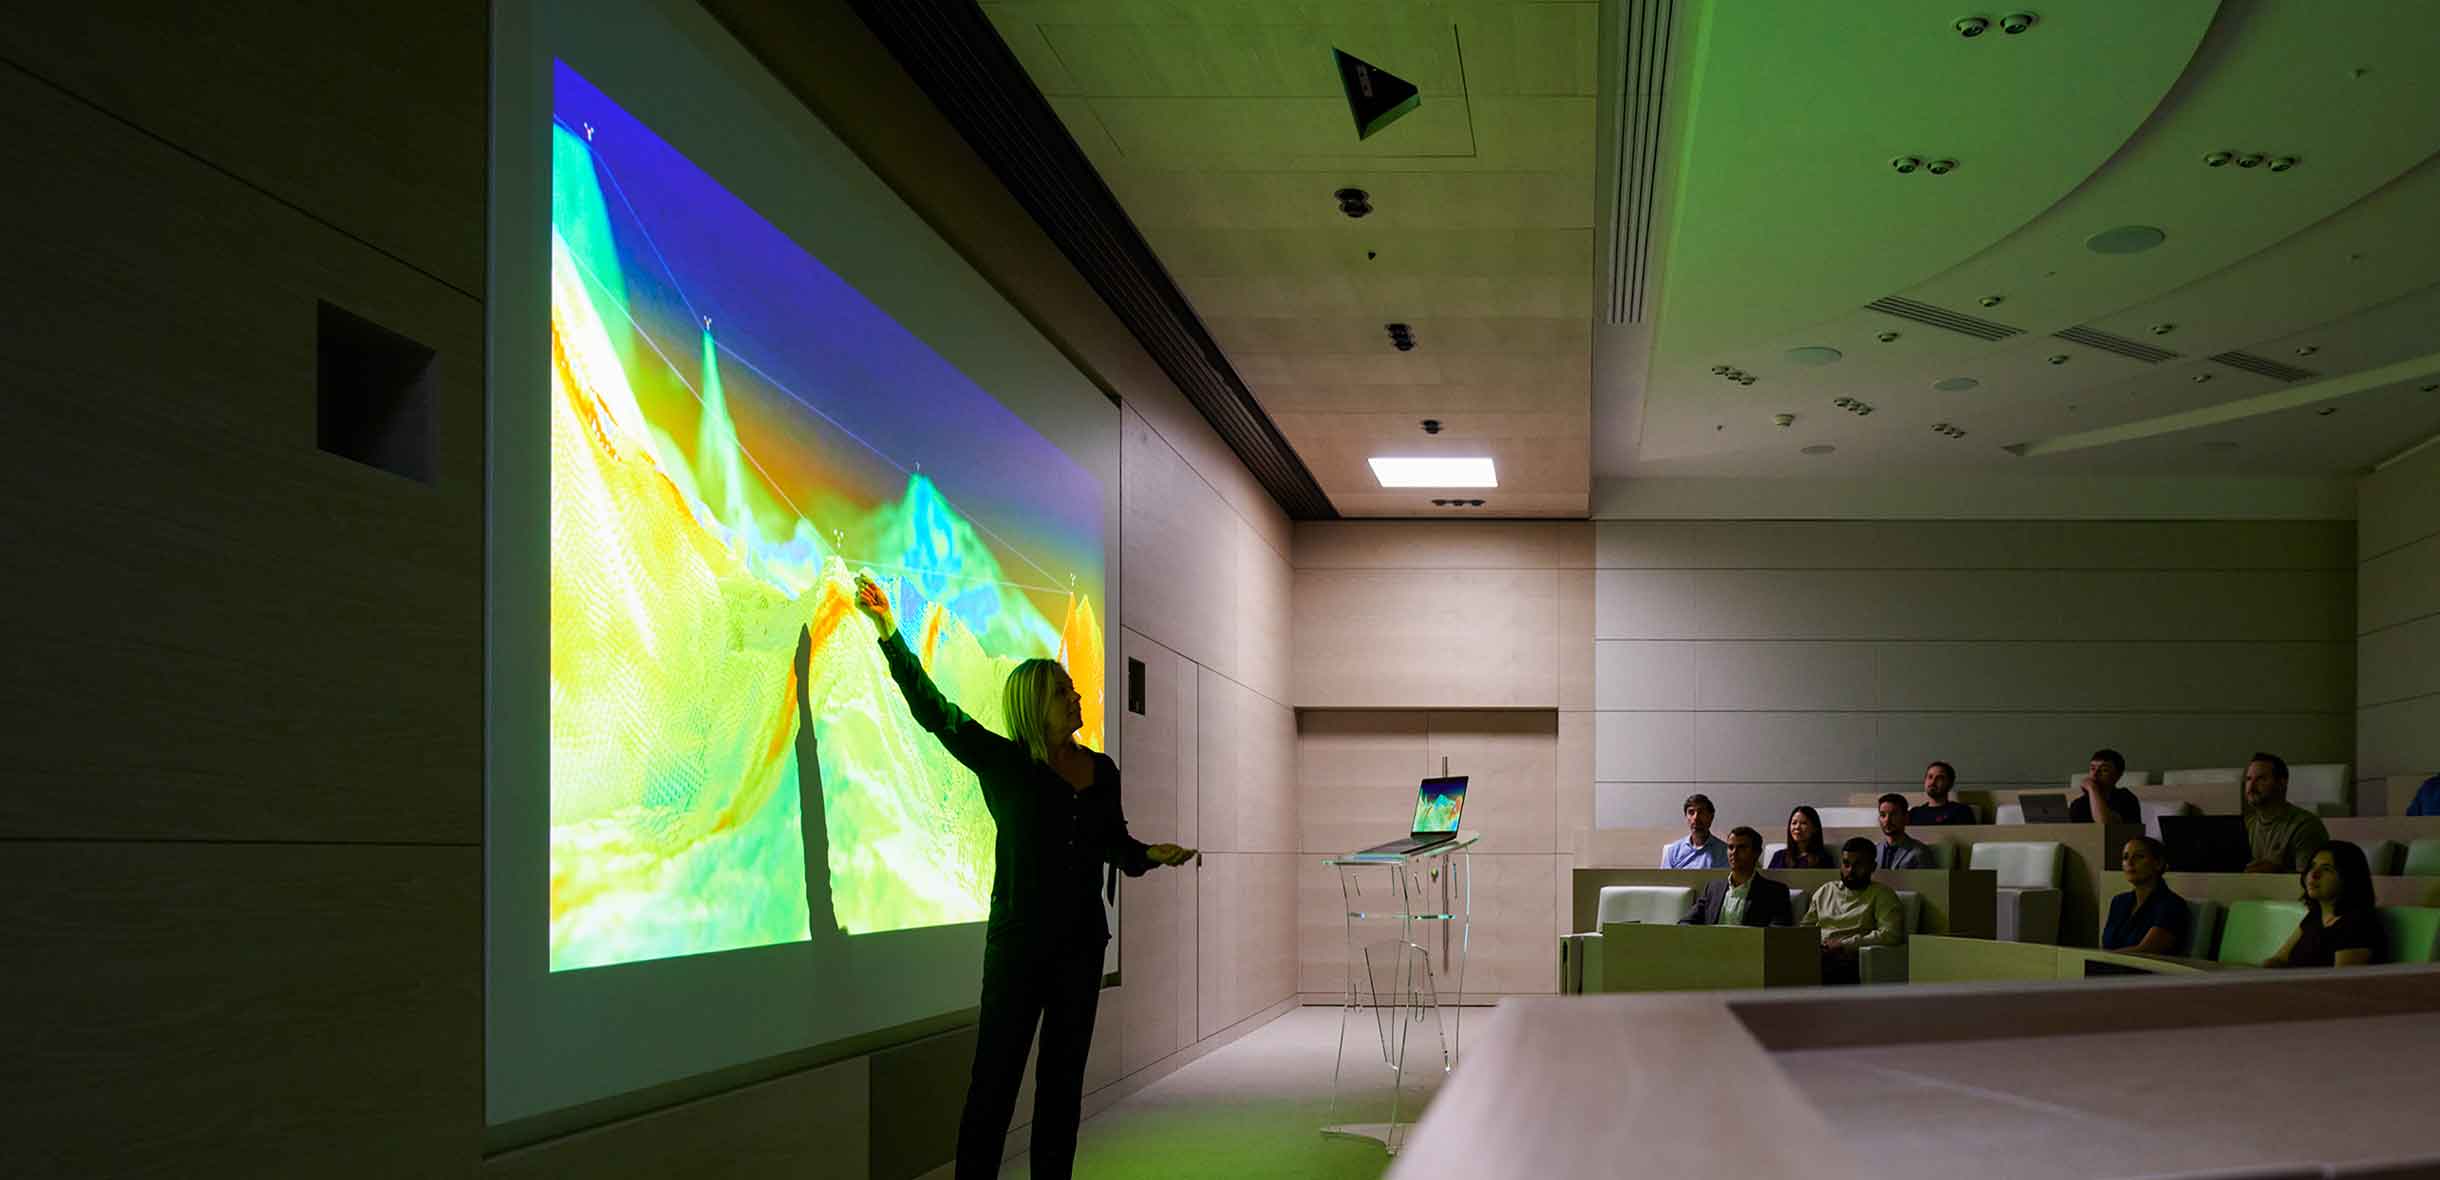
[1770,805,1834,869]
[853,573,1194,1178]
[2264,840,2386,968]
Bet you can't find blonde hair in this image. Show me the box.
[1001,657,1069,764]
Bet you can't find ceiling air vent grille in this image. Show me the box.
[1865,296,2023,341]
[2053,325,2179,363]
[1604,0,1677,325]
[2210,350,2316,382]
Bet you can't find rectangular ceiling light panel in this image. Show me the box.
[1369,456,1498,487]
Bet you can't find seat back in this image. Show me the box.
[1765,842,1787,864]
[1970,841,2065,889]
[2379,907,2440,963]
[2216,899,2307,965]
[2161,768,2245,785]
[2404,839,2440,877]
[2181,897,2224,959]
[2138,800,2192,840]
[2066,770,2155,789]
[1994,804,2025,825]
[1598,885,1695,927]
[2361,839,2403,876]
[1815,806,1878,828]
[1894,890,1922,936]
[2286,762,2352,817]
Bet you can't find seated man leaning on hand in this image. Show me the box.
[1679,826,1795,928]
[1803,837,1906,985]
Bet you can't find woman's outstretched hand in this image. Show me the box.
[852,571,896,638]
[1146,843,1197,867]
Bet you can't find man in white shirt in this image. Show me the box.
[1802,837,1905,984]
[1663,793,1728,869]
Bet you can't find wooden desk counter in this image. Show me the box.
[1569,867,1995,940]
[1908,934,2233,983]
[1390,967,2440,1180]
[1849,780,2243,816]
[2151,871,2440,911]
[1825,822,2137,947]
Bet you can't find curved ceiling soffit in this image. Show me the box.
[1648,0,2219,366]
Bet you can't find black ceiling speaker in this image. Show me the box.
[1333,48,1420,140]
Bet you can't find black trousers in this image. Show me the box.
[956,941,1106,1179]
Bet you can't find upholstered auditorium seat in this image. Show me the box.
[2161,768,2244,784]
[1857,891,1921,985]
[2216,900,2308,966]
[2286,762,2353,817]
[1597,885,1695,927]
[2362,839,2403,876]
[1970,841,2065,944]
[2379,907,2440,963]
[2180,898,2225,959]
[2139,800,2191,840]
[2401,839,2440,877]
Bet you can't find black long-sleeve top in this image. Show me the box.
[878,630,1153,955]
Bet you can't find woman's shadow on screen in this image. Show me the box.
[793,623,847,948]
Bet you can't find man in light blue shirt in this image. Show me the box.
[1665,793,1729,869]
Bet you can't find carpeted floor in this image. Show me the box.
[1001,1005,1456,1180]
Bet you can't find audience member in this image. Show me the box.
[2264,841,2387,968]
[2069,747,2142,824]
[1664,793,1728,869]
[1875,793,1934,869]
[2101,836,2190,955]
[1680,827,1795,928]
[1770,806,1834,870]
[1907,761,1977,825]
[1802,837,1905,984]
[2402,772,2440,817]
[2241,752,2329,875]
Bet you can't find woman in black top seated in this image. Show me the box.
[2102,835,2190,954]
[852,573,1195,1178]
[1769,805,1834,870]
[2265,840,2386,968]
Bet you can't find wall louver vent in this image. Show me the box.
[1864,296,2023,341]
[2210,351,2316,382]
[1604,0,1677,325]
[2052,325,2180,364]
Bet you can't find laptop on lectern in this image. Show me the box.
[1350,776,1468,859]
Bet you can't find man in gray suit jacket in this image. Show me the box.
[1680,826,1796,927]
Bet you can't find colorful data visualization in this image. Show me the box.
[547,63,1105,971]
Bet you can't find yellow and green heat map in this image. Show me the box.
[547,64,1104,972]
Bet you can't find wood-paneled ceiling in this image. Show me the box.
[983,0,2440,514]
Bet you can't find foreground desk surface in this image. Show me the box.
[1388,967,2440,1180]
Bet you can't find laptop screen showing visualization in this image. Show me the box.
[1412,776,1467,836]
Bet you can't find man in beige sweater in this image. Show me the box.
[1803,837,1905,984]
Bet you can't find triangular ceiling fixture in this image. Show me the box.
[1333,48,1420,140]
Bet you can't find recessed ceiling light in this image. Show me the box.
[2316,407,2338,416]
[1933,377,1979,392]
[2191,374,2214,384]
[2294,345,2319,356]
[2087,226,2167,254]
[1368,456,1496,488]
[1801,444,1836,455]
[1785,346,1843,366]
[2048,354,2070,365]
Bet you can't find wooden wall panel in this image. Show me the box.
[1196,852,1298,1037]
[1293,569,1559,707]
[0,3,487,293]
[2,844,479,1178]
[1122,408,1238,675]
[0,66,483,845]
[1595,520,2360,829]
[485,1059,867,1180]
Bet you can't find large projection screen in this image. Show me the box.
[487,0,1122,1127]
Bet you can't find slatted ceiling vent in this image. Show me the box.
[2210,350,2317,382]
[2052,324,2180,364]
[1604,0,1676,325]
[1863,296,2023,342]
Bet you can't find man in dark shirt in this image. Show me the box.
[2068,747,2142,824]
[1907,760,1978,825]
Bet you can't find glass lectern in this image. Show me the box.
[1320,831,1478,1154]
